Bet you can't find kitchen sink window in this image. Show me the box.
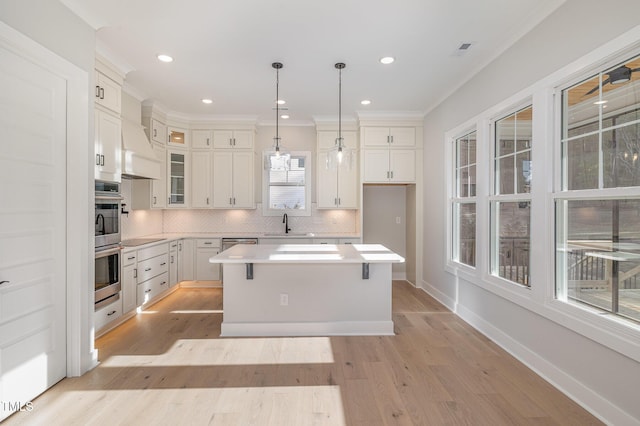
[263,151,311,216]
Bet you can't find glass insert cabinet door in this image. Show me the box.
[169,151,186,205]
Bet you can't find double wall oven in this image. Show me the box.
[95,181,122,310]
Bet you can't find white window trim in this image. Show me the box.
[443,25,640,363]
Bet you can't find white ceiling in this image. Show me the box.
[60,0,564,124]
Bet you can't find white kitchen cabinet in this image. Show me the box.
[362,127,415,147]
[212,129,253,149]
[94,295,123,332]
[168,127,189,148]
[94,108,121,182]
[195,239,221,282]
[150,118,167,144]
[178,239,195,281]
[167,148,189,207]
[169,240,178,287]
[317,130,358,150]
[95,70,121,115]
[192,129,213,149]
[212,151,254,208]
[122,263,137,314]
[136,243,170,306]
[131,143,167,209]
[362,149,415,183]
[317,151,358,209]
[191,151,212,208]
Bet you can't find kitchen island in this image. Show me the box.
[209,243,404,337]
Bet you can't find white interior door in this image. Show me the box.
[0,43,67,421]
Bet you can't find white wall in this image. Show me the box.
[363,185,407,277]
[422,0,640,422]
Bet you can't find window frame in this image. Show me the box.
[262,150,312,217]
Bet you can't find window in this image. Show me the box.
[491,106,533,286]
[262,151,311,216]
[452,131,477,267]
[556,55,640,323]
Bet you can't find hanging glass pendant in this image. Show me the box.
[327,62,353,170]
[266,62,290,170]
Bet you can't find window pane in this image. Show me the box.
[564,134,599,190]
[457,203,476,267]
[563,75,601,139]
[495,202,530,286]
[516,151,532,194]
[603,123,640,188]
[558,199,640,322]
[497,156,515,194]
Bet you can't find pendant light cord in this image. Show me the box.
[335,62,346,148]
[272,62,283,149]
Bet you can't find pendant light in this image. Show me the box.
[327,62,353,170]
[266,62,290,170]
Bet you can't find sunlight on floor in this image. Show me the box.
[170,310,223,314]
[37,386,345,425]
[101,336,335,367]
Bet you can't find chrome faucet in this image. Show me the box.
[282,213,291,234]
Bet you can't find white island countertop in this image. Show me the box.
[209,243,405,264]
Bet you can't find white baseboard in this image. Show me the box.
[221,320,394,337]
[456,304,637,426]
[420,279,456,311]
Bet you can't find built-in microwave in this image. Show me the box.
[95,245,121,310]
[95,180,122,249]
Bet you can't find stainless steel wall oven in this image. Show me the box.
[94,180,122,310]
[95,245,121,309]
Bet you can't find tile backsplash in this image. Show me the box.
[162,205,358,235]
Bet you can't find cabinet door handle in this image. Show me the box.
[134,268,137,279]
[153,196,157,205]
[229,197,232,205]
[390,171,394,179]
[145,289,152,293]
[145,267,152,272]
[206,197,209,205]
[96,154,101,165]
[338,197,341,205]
[168,197,171,205]
[160,281,167,286]
[107,310,117,316]
[153,129,157,137]
[127,256,135,260]
[233,197,236,205]
[160,262,167,266]
[95,85,100,98]
[178,243,182,251]
[206,138,210,146]
[100,155,105,166]
[232,137,236,146]
[99,87,105,99]
[204,241,212,245]
[0,281,9,286]
[171,255,174,264]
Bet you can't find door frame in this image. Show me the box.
[0,22,96,377]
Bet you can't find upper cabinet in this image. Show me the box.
[192,130,213,149]
[167,148,189,208]
[150,119,167,144]
[212,151,254,208]
[362,127,415,147]
[316,130,359,209]
[361,125,419,183]
[94,108,121,182]
[168,127,189,148]
[95,70,121,115]
[212,129,254,149]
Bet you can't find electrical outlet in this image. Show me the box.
[396,216,401,224]
[280,293,289,306]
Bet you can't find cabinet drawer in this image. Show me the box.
[137,243,168,262]
[196,238,220,248]
[137,272,169,306]
[137,253,169,282]
[94,295,122,331]
[123,250,137,266]
[313,238,337,244]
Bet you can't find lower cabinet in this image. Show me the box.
[122,260,137,314]
[94,295,122,331]
[195,239,221,281]
[169,240,178,287]
[135,243,170,306]
[137,272,170,305]
[178,239,195,281]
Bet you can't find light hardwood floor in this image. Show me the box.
[5,282,602,425]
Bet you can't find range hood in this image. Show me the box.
[121,119,161,179]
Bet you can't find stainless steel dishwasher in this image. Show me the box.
[221,238,259,282]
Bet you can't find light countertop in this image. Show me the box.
[209,243,404,264]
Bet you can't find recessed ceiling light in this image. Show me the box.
[157,54,173,63]
[361,100,371,105]
[202,98,213,104]
[281,114,289,119]
[380,56,395,65]
[276,99,286,105]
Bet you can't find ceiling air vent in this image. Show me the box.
[458,43,472,51]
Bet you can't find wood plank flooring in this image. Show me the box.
[4,281,602,425]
